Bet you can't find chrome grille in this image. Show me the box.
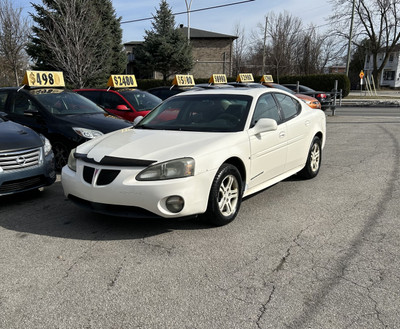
[0,147,41,171]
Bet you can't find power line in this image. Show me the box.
[121,0,255,24]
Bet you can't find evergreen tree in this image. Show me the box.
[135,0,193,82]
[26,0,126,88]
[92,0,126,79]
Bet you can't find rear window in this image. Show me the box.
[120,90,161,111]
[32,90,105,115]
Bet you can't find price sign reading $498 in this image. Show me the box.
[22,71,65,87]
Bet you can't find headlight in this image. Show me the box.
[39,134,52,156]
[67,148,77,172]
[136,158,195,181]
[73,127,103,139]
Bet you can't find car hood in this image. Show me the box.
[80,128,241,165]
[0,121,42,151]
[60,113,132,133]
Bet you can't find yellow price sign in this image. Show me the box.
[209,74,227,84]
[22,70,65,87]
[107,75,137,88]
[172,75,195,87]
[359,70,364,79]
[237,73,254,83]
[260,75,274,83]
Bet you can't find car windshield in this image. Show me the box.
[136,94,252,132]
[300,85,316,92]
[120,90,161,111]
[32,90,105,115]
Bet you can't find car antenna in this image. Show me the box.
[17,85,26,92]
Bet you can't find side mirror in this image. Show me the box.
[24,108,39,116]
[0,111,8,119]
[133,116,144,126]
[253,118,278,135]
[116,105,129,111]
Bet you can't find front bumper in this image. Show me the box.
[0,152,56,196]
[61,161,217,218]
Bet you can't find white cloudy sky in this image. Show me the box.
[16,0,333,43]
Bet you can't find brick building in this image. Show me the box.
[124,26,237,79]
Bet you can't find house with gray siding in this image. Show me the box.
[364,44,400,88]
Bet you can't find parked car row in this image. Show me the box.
[1,71,327,227]
[146,74,324,110]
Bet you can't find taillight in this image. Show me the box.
[316,93,327,99]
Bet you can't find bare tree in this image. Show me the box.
[247,11,339,78]
[30,0,112,88]
[0,0,30,85]
[330,0,400,86]
[265,11,302,79]
[295,25,328,75]
[232,22,247,77]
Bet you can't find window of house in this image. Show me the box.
[383,71,395,80]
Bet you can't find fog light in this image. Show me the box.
[165,196,184,213]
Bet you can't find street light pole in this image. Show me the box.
[262,16,268,75]
[345,0,356,76]
[185,0,193,41]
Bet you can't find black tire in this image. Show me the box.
[53,141,70,170]
[299,136,322,179]
[202,164,243,226]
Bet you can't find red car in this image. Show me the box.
[74,88,162,121]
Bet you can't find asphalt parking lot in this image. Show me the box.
[1,111,399,329]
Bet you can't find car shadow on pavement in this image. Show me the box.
[0,181,214,242]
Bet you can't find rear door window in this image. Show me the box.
[274,93,301,121]
[102,92,127,110]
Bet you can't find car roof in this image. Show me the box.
[0,86,72,94]
[169,87,281,98]
[74,88,145,92]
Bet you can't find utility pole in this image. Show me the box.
[185,0,193,41]
[262,16,268,75]
[345,0,356,76]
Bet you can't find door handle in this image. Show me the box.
[279,131,286,138]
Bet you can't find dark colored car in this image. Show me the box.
[282,84,332,109]
[0,112,55,196]
[74,88,162,122]
[146,86,201,100]
[195,83,235,90]
[228,82,267,88]
[0,87,132,169]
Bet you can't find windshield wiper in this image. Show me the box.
[135,125,155,129]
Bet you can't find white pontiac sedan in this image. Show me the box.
[62,88,326,226]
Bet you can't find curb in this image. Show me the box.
[340,100,400,107]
